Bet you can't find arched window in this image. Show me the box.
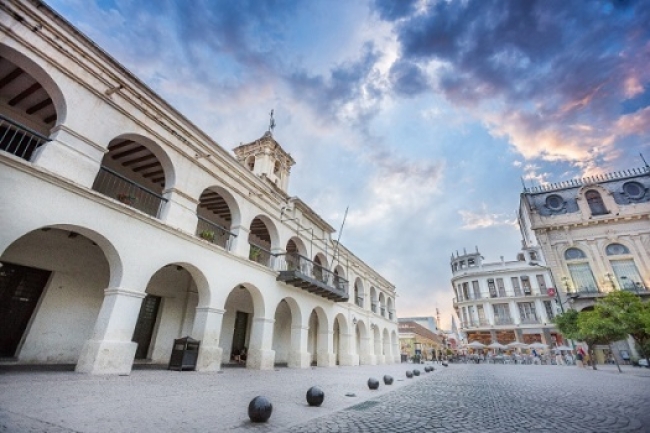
[273,160,281,175]
[585,190,607,216]
[564,247,598,293]
[606,243,630,256]
[246,156,255,171]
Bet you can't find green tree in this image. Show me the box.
[553,309,581,340]
[595,291,650,365]
[577,309,627,371]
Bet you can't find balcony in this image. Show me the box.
[93,166,167,217]
[0,114,50,161]
[371,303,378,313]
[380,307,386,317]
[196,216,236,251]
[275,252,349,302]
[520,317,540,325]
[249,244,274,268]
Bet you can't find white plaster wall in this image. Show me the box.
[1,229,107,363]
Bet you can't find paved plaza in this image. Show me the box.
[1,363,649,432]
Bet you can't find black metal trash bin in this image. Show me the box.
[168,336,200,371]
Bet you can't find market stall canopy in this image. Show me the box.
[487,342,508,350]
[466,341,487,349]
[506,341,528,349]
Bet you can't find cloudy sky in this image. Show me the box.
[47,0,650,328]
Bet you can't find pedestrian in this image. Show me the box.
[576,347,586,368]
[555,347,564,366]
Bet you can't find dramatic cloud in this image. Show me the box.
[373,0,650,169]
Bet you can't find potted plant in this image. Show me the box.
[199,230,215,242]
[249,245,262,261]
[117,193,137,205]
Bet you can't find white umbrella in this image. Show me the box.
[528,342,549,350]
[487,342,507,350]
[554,345,573,351]
[466,341,486,349]
[507,341,528,349]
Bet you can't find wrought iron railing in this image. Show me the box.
[520,317,540,325]
[196,216,236,251]
[371,303,378,313]
[274,252,349,295]
[0,113,50,161]
[93,166,167,217]
[249,243,274,267]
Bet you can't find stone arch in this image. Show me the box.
[313,252,329,269]
[332,313,348,366]
[286,236,308,256]
[387,297,395,319]
[219,283,265,365]
[248,214,280,266]
[353,278,365,308]
[272,296,302,366]
[382,328,391,359]
[379,292,386,317]
[0,44,67,131]
[196,185,241,250]
[369,287,377,313]
[373,325,381,356]
[93,133,176,218]
[355,319,368,355]
[576,184,618,217]
[308,306,330,366]
[0,225,119,363]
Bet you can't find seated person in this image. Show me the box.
[232,347,247,364]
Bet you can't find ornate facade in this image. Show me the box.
[0,0,398,374]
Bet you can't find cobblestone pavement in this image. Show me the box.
[284,364,650,433]
[1,363,649,432]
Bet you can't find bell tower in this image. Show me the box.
[233,131,295,193]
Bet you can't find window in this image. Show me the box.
[623,181,645,199]
[610,260,644,291]
[493,304,511,325]
[246,156,255,171]
[546,194,564,211]
[567,263,599,293]
[457,284,463,301]
[511,277,522,296]
[529,251,538,261]
[544,300,555,321]
[606,243,630,256]
[521,276,532,295]
[496,278,506,297]
[273,160,281,175]
[585,190,607,216]
[487,279,497,297]
[477,305,486,324]
[518,302,538,323]
[462,282,470,300]
[471,281,481,299]
[536,274,547,292]
[565,248,586,260]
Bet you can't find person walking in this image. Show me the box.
[555,347,564,366]
[576,346,586,368]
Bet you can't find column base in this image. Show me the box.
[359,354,377,365]
[288,351,311,369]
[247,348,275,370]
[317,352,336,367]
[196,346,223,372]
[338,354,359,366]
[75,339,137,375]
[376,354,386,364]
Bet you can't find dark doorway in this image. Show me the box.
[0,262,51,357]
[231,311,249,354]
[132,295,161,359]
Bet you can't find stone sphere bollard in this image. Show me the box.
[430,366,435,372]
[442,362,448,367]
[406,370,413,378]
[413,369,420,376]
[248,396,273,423]
[383,375,394,385]
[424,366,430,373]
[306,386,325,407]
[367,377,379,390]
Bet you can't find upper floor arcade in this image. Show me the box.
[0,1,397,314]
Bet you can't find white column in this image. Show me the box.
[288,325,310,368]
[359,335,376,365]
[192,307,225,372]
[247,317,275,370]
[160,188,199,234]
[32,125,104,188]
[76,287,145,375]
[317,330,336,367]
[230,225,251,259]
[338,332,358,366]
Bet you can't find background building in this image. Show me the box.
[519,164,650,361]
[0,0,398,375]
[451,247,561,346]
[397,319,443,361]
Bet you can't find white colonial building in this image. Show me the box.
[451,247,562,346]
[0,0,398,375]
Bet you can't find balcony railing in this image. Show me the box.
[494,317,514,325]
[196,216,236,251]
[275,252,349,302]
[249,243,274,268]
[520,317,540,325]
[388,311,394,320]
[0,114,50,161]
[371,303,377,313]
[93,166,167,218]
[356,297,364,308]
[380,307,386,317]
